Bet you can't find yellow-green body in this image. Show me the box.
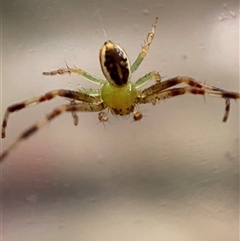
[101,82,138,115]
[1,17,240,162]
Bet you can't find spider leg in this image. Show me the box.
[43,66,106,85]
[135,71,161,89]
[131,17,158,74]
[0,102,105,162]
[2,89,101,138]
[70,99,79,125]
[77,88,100,97]
[138,86,240,122]
[140,76,237,121]
[223,98,230,122]
[141,76,232,96]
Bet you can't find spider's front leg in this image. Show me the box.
[131,17,158,74]
[138,80,240,122]
[141,76,233,96]
[1,89,100,138]
[0,102,106,162]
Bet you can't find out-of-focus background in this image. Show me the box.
[1,1,239,240]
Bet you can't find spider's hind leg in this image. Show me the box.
[43,66,106,86]
[131,17,158,74]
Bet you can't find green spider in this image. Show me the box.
[1,17,240,162]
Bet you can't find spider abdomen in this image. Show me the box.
[99,41,131,87]
[101,82,138,115]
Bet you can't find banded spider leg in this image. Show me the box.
[139,76,240,122]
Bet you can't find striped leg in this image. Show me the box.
[139,86,240,122]
[141,76,232,96]
[140,76,239,122]
[2,89,100,138]
[0,102,105,162]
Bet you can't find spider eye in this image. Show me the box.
[99,41,131,86]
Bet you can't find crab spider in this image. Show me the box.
[1,17,240,162]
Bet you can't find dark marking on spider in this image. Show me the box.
[1,17,239,162]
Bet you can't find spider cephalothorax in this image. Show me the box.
[1,17,239,161]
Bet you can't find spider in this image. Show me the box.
[1,17,240,162]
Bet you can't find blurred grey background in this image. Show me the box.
[1,0,239,240]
